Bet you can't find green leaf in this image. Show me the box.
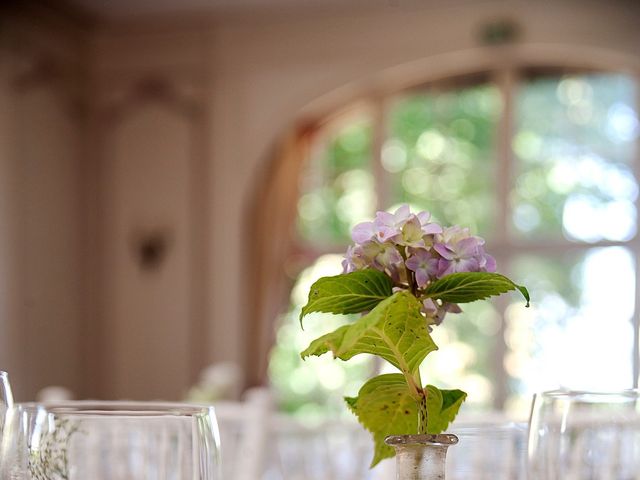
[299,269,393,324]
[424,386,467,434]
[301,291,437,375]
[424,272,530,306]
[345,374,418,467]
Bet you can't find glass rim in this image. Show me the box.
[385,433,459,446]
[537,389,640,398]
[13,400,216,417]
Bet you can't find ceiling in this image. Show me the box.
[64,0,403,19]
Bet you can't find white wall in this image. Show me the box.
[0,10,85,400]
[87,29,211,399]
[101,105,193,399]
[2,0,640,399]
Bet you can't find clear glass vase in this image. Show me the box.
[386,434,458,480]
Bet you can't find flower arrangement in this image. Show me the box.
[299,205,529,467]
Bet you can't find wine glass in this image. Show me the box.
[0,371,13,410]
[1,401,221,479]
[528,390,640,479]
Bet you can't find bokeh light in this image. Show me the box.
[386,83,499,237]
[511,74,638,241]
[296,116,376,244]
[506,247,636,415]
[269,255,373,419]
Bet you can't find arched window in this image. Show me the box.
[268,67,639,418]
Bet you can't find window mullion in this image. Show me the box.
[492,67,519,410]
[495,69,517,241]
[371,95,390,210]
[371,94,389,377]
[633,74,640,389]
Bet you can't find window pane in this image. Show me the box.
[511,74,639,240]
[297,116,376,245]
[386,83,500,237]
[420,301,499,410]
[505,247,636,413]
[268,255,372,421]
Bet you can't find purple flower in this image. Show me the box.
[342,245,368,273]
[436,225,472,245]
[417,211,443,236]
[435,236,483,276]
[374,205,444,248]
[351,222,374,244]
[421,298,463,325]
[432,226,497,276]
[387,204,412,225]
[344,208,497,299]
[371,207,407,243]
[477,246,497,272]
[398,215,426,247]
[405,248,439,288]
[361,241,404,276]
[422,298,439,316]
[352,218,398,244]
[356,205,444,249]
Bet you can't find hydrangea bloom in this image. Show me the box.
[343,204,496,324]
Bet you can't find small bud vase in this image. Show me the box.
[385,434,458,480]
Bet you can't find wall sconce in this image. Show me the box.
[131,228,172,272]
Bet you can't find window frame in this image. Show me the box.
[289,63,640,409]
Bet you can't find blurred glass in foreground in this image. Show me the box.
[528,390,640,479]
[0,402,220,479]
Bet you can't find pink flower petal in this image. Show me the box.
[434,243,455,260]
[393,204,411,224]
[483,254,497,272]
[352,222,375,244]
[422,223,443,235]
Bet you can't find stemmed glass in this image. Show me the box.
[528,390,640,479]
[1,401,221,479]
[0,371,13,410]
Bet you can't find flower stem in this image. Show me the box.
[412,369,428,434]
[418,394,429,434]
[409,271,418,297]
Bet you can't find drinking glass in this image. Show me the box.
[528,390,640,479]
[1,401,221,479]
[448,421,527,479]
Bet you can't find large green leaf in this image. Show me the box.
[345,374,418,467]
[424,272,530,306]
[299,269,393,324]
[424,385,467,434]
[345,377,468,467]
[301,291,437,375]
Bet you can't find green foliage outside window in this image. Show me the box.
[270,72,639,418]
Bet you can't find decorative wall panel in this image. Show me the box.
[100,95,196,400]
